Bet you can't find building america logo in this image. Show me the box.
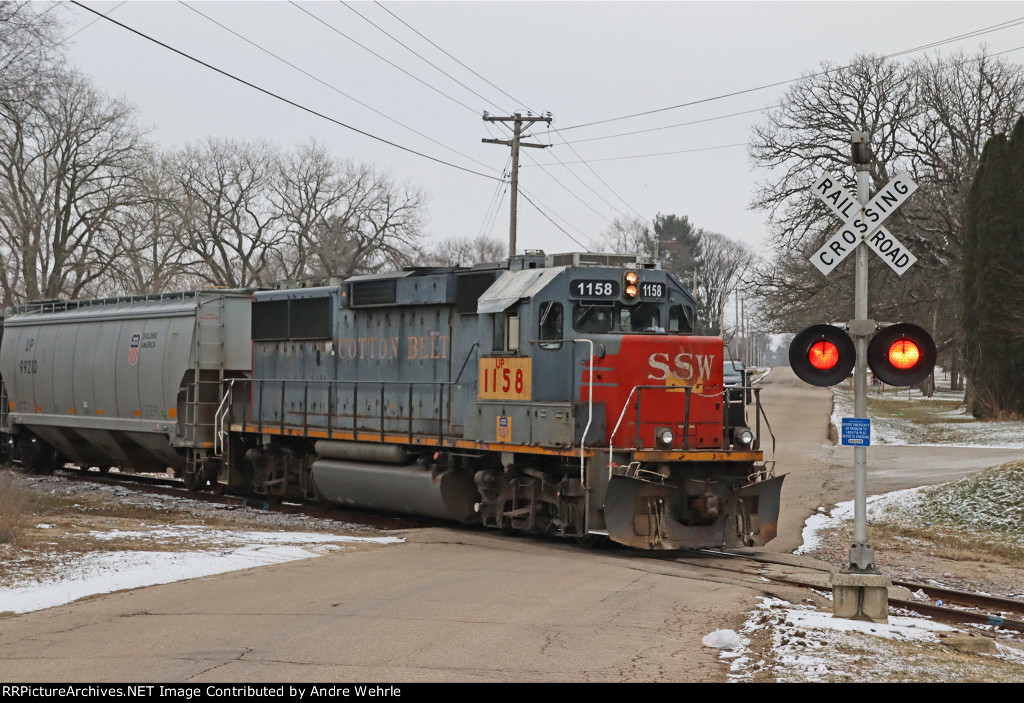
[128,332,140,365]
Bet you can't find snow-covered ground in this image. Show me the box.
[0,525,402,614]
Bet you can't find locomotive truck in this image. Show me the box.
[0,251,783,550]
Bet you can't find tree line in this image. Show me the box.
[0,3,501,308]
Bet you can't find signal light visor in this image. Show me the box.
[789,324,856,387]
[867,323,936,386]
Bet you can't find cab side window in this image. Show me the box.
[668,305,693,334]
[493,311,520,352]
[538,301,562,350]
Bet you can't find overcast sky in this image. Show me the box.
[55,1,1024,259]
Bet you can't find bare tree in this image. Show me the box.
[0,67,147,304]
[0,2,61,95]
[748,50,1024,364]
[421,235,505,266]
[296,166,426,277]
[265,140,348,281]
[104,152,197,295]
[595,216,655,258]
[697,232,755,337]
[171,138,284,288]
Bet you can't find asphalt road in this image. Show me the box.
[2,366,1017,683]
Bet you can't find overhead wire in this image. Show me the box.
[288,1,480,115]
[373,1,531,109]
[68,0,500,181]
[518,187,597,252]
[483,123,597,248]
[558,14,1024,132]
[344,2,615,247]
[348,2,649,238]
[478,153,511,238]
[339,1,506,114]
[532,142,750,165]
[179,1,500,176]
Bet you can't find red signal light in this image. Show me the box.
[808,340,840,370]
[789,324,855,387]
[867,323,936,386]
[887,339,920,370]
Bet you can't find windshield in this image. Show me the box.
[572,302,662,334]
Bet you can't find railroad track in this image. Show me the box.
[688,549,1024,633]
[43,465,435,531]
[31,465,1024,635]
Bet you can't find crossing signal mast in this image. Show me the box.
[789,131,936,624]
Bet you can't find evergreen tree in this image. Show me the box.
[962,116,1024,417]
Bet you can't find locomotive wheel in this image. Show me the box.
[98,466,112,474]
[575,534,608,549]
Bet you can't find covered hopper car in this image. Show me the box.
[0,251,783,550]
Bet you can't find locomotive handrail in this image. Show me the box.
[606,384,693,479]
[239,377,457,442]
[214,379,238,456]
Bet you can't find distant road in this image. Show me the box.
[757,366,1023,553]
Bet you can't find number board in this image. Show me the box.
[637,281,666,299]
[479,357,532,401]
[570,279,618,299]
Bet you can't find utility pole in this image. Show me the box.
[483,112,553,257]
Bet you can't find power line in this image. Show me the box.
[527,142,748,166]
[559,15,1024,132]
[557,106,769,145]
[179,1,499,176]
[289,1,479,115]
[518,187,596,252]
[340,1,506,114]
[62,0,126,41]
[478,153,511,238]
[68,1,500,181]
[364,5,645,241]
[373,1,532,111]
[548,131,651,225]
[553,45,1024,158]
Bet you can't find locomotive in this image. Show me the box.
[0,251,783,550]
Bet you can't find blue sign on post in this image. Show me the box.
[842,417,871,446]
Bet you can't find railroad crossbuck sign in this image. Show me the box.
[810,173,919,276]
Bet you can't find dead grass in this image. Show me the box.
[0,473,34,546]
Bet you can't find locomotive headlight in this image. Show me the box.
[624,270,639,298]
[655,427,674,448]
[732,427,754,446]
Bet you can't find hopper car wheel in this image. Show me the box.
[27,442,60,475]
[98,466,111,474]
[184,471,210,492]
